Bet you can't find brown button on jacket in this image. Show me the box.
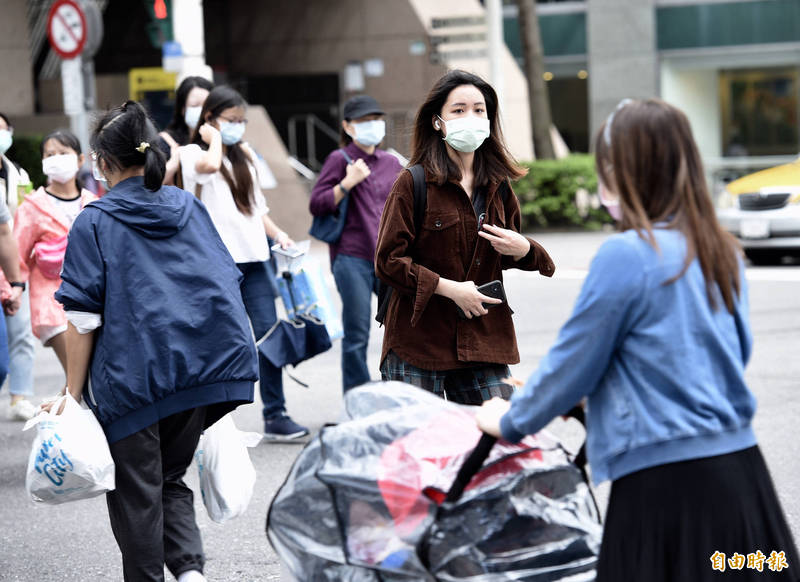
[375,169,555,370]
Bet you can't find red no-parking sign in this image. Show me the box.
[47,0,87,60]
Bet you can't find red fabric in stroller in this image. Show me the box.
[378,408,544,537]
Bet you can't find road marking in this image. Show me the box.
[745,268,800,282]
[509,267,800,282]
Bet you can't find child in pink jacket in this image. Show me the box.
[13,130,96,376]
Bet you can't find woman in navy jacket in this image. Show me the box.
[53,101,258,582]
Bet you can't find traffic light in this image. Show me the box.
[144,0,173,48]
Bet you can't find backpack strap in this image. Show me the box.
[498,179,511,205]
[374,164,426,326]
[407,164,427,237]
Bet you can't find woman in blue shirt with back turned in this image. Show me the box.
[477,99,798,581]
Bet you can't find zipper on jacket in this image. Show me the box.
[86,374,98,408]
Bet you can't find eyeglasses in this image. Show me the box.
[217,116,247,125]
[603,98,634,146]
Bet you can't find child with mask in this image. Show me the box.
[309,95,403,392]
[179,85,307,441]
[375,70,554,404]
[14,130,96,377]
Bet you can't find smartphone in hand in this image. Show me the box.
[456,280,507,319]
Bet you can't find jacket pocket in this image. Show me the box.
[416,211,462,273]
[422,210,460,231]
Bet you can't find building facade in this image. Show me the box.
[505,0,800,176]
[5,0,800,185]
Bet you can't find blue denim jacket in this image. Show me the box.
[501,228,757,484]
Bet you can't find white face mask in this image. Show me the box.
[439,115,490,153]
[91,155,108,187]
[184,106,202,130]
[351,119,386,147]
[42,153,79,184]
[0,129,12,155]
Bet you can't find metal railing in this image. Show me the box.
[287,113,340,171]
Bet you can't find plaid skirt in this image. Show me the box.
[380,350,513,405]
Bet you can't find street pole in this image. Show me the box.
[172,0,210,80]
[62,57,89,153]
[486,0,505,112]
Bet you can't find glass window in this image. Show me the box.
[720,68,799,157]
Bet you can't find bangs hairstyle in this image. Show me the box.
[166,76,214,145]
[409,70,525,187]
[91,100,166,191]
[41,129,81,156]
[594,98,741,313]
[191,85,255,215]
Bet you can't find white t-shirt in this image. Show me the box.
[48,193,82,226]
[180,143,270,263]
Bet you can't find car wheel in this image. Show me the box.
[744,249,785,266]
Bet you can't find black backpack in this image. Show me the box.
[375,166,510,325]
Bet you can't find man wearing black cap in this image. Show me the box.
[309,95,403,391]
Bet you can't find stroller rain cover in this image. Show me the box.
[267,382,602,581]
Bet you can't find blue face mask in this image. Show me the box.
[0,129,13,156]
[351,119,386,147]
[219,121,246,145]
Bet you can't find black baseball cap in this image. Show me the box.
[343,95,384,120]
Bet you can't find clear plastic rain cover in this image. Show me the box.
[267,382,602,581]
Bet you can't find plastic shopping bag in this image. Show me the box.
[195,414,262,523]
[23,394,115,504]
[275,257,343,341]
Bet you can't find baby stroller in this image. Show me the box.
[267,382,602,581]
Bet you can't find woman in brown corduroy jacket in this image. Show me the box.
[375,70,555,404]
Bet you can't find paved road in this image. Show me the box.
[1,232,798,581]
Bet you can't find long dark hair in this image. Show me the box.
[165,76,213,145]
[410,70,525,187]
[595,98,741,313]
[91,101,166,191]
[41,129,84,190]
[191,85,255,215]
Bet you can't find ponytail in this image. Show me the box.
[142,143,166,191]
[92,100,166,191]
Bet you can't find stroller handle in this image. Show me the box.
[444,433,497,503]
[443,404,589,504]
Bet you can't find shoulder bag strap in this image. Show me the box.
[339,148,354,165]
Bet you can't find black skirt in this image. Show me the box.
[597,446,799,581]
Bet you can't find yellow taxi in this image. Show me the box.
[716,160,800,264]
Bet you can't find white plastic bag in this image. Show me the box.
[195,414,262,523]
[23,394,115,504]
